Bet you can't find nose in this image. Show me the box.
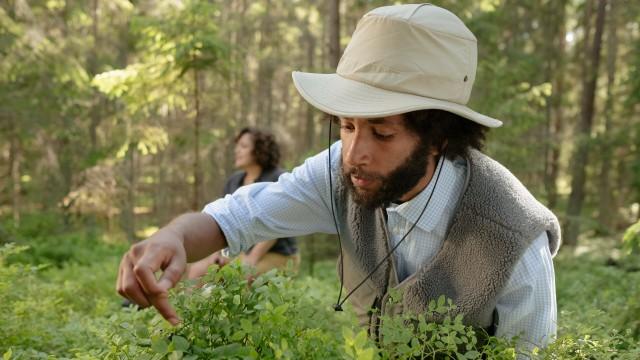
[343,129,372,167]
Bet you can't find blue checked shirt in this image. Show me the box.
[204,141,557,350]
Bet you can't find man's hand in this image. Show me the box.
[117,212,227,325]
[116,228,187,325]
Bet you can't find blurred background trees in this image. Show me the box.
[1,0,640,263]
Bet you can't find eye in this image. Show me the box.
[339,124,355,132]
[373,130,394,140]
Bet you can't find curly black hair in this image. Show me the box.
[235,127,281,170]
[403,109,488,160]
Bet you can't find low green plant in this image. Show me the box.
[375,290,517,360]
[1,212,126,267]
[4,241,640,359]
[91,261,372,359]
[0,243,120,359]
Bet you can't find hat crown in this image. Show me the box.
[337,4,477,105]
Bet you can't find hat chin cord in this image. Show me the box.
[327,120,446,311]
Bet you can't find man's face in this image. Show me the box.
[339,115,436,208]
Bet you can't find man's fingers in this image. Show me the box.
[118,255,151,308]
[158,257,186,291]
[133,258,166,295]
[150,255,186,325]
[132,250,186,326]
[149,288,180,326]
[116,236,187,325]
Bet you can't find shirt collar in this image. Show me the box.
[386,155,464,233]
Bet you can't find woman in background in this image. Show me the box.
[186,127,299,278]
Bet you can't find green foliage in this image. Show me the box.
[93,0,229,114]
[82,255,640,359]
[0,243,121,358]
[1,213,126,267]
[543,330,640,359]
[554,251,640,354]
[90,261,366,359]
[3,243,640,359]
[623,219,640,255]
[375,293,517,359]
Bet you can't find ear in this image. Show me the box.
[437,140,449,155]
[428,140,448,157]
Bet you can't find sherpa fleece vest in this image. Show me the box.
[334,149,561,335]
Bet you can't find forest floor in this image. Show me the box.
[2,225,640,358]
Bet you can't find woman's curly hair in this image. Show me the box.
[235,127,281,170]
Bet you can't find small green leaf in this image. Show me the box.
[354,329,368,347]
[172,335,189,351]
[230,330,245,341]
[211,343,249,356]
[135,324,150,338]
[464,350,480,359]
[240,319,253,332]
[151,337,169,354]
[359,347,375,360]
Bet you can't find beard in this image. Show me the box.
[341,141,432,209]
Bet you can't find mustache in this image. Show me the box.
[343,166,384,181]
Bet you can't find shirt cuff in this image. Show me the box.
[202,197,244,257]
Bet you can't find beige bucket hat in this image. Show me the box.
[292,3,502,128]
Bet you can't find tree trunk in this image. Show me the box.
[543,0,567,209]
[122,143,136,243]
[9,130,21,227]
[88,0,102,152]
[565,0,607,246]
[596,0,618,233]
[255,0,274,127]
[238,0,252,126]
[192,69,203,211]
[154,150,169,225]
[304,13,316,151]
[327,0,340,69]
[59,134,74,227]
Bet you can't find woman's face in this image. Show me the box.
[234,133,257,169]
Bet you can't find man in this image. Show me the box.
[117,3,560,350]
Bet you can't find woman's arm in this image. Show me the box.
[242,239,278,267]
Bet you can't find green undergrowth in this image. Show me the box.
[69,261,521,360]
[0,243,122,359]
[2,240,640,359]
[1,213,127,267]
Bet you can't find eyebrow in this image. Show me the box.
[341,117,388,124]
[367,118,387,125]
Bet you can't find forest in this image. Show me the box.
[2,0,640,358]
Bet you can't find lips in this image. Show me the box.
[351,174,374,188]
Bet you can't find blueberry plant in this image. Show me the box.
[3,242,640,359]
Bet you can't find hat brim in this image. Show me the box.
[292,71,502,128]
